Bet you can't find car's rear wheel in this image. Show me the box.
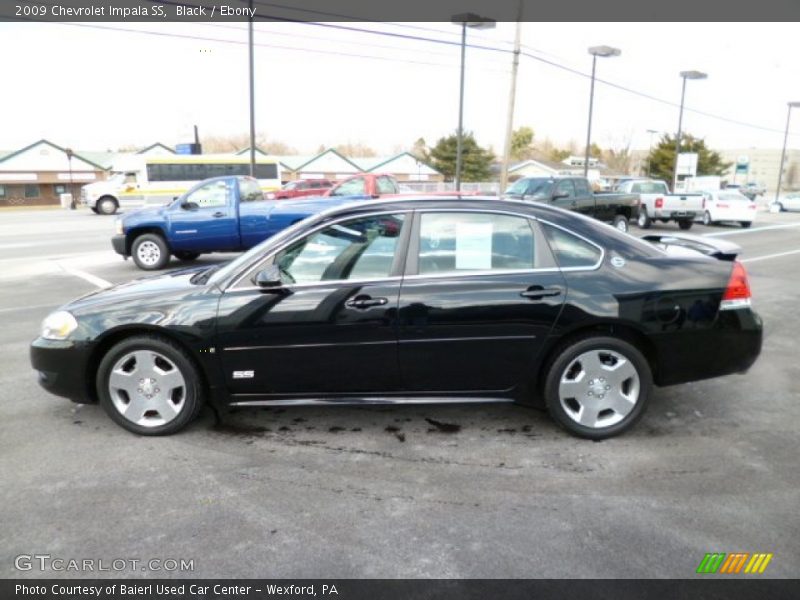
[543,336,652,439]
[97,335,204,435]
[677,219,693,230]
[174,251,200,262]
[98,196,118,215]
[740,221,752,228]
[132,233,170,270]
[777,202,785,212]
[702,211,714,226]
[612,215,629,233]
[637,208,651,229]
[90,207,98,214]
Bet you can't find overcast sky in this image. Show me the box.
[2,21,799,155]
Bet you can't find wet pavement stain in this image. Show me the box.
[424,417,461,433]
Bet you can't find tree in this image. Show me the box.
[647,133,732,185]
[548,148,570,162]
[510,126,535,161]
[334,142,377,158]
[411,137,429,163]
[428,132,495,182]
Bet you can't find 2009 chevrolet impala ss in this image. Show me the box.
[30,197,762,439]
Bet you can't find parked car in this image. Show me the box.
[267,179,334,200]
[614,179,702,230]
[33,197,762,439]
[740,182,766,200]
[699,190,758,228]
[776,192,800,212]
[503,176,638,232]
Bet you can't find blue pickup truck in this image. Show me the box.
[112,175,359,270]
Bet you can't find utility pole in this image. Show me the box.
[248,0,256,177]
[499,5,523,194]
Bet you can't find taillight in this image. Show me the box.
[655,197,664,209]
[749,204,756,210]
[720,261,751,310]
[717,203,729,209]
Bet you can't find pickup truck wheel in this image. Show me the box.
[174,252,200,262]
[702,211,714,226]
[636,209,652,229]
[677,220,694,230]
[96,334,204,435]
[98,196,118,215]
[132,234,170,270]
[740,221,752,229]
[612,215,629,233]
[543,336,652,440]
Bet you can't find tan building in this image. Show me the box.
[718,148,800,193]
[0,140,112,207]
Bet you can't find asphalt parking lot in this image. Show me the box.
[1,205,799,579]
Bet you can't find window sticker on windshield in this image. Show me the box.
[455,222,493,270]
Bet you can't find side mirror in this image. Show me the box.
[552,192,570,201]
[254,265,284,290]
[181,201,199,210]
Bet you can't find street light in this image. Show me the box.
[583,45,620,178]
[646,129,659,177]
[65,147,75,210]
[774,101,800,209]
[451,12,495,191]
[673,70,707,191]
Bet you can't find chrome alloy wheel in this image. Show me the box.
[135,241,162,267]
[108,350,186,427]
[557,349,641,429]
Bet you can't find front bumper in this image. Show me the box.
[30,337,96,404]
[111,234,127,257]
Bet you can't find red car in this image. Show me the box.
[267,179,334,200]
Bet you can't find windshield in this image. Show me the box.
[718,192,749,202]
[283,181,299,191]
[206,216,316,287]
[505,178,553,197]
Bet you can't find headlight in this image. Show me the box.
[115,219,123,235]
[41,311,78,340]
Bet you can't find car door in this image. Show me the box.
[215,211,411,398]
[574,178,601,218]
[397,210,566,392]
[552,179,579,213]
[238,177,275,249]
[168,178,238,251]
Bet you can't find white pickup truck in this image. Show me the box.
[615,179,703,230]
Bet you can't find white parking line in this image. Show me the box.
[741,249,800,264]
[703,222,800,237]
[59,266,113,289]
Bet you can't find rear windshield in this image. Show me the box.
[632,181,668,194]
[718,192,749,202]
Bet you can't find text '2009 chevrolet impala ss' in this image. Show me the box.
[31,197,762,439]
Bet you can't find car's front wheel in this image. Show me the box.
[543,336,652,439]
[612,215,629,233]
[132,233,170,270]
[97,196,118,215]
[97,335,204,435]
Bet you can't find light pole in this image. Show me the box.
[646,129,658,177]
[451,12,495,191]
[583,46,620,179]
[65,147,75,210]
[673,70,707,191]
[774,101,800,209]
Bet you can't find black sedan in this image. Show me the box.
[30,197,763,439]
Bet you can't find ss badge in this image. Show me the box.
[232,370,255,379]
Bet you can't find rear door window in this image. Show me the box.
[541,223,602,269]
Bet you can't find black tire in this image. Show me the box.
[97,196,118,215]
[132,233,170,270]
[740,221,752,228]
[612,214,629,233]
[636,208,652,229]
[96,335,204,435]
[778,203,785,212]
[702,211,714,226]
[90,207,99,214]
[677,219,693,230]
[174,251,200,262]
[543,335,653,440]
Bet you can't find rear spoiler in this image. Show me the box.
[641,233,742,261]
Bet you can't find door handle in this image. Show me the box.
[521,286,562,300]
[212,211,226,218]
[346,295,389,309]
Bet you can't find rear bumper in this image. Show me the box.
[30,337,96,403]
[655,210,697,220]
[653,309,763,386]
[111,234,127,257]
